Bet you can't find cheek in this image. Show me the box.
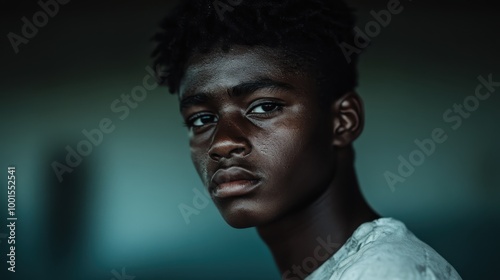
[255,107,313,161]
[190,146,210,186]
[255,127,312,176]
[256,121,334,191]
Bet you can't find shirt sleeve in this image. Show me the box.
[335,229,462,280]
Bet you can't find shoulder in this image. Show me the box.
[310,218,462,280]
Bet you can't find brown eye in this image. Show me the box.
[250,103,281,114]
[189,114,218,128]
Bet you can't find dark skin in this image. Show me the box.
[178,45,379,277]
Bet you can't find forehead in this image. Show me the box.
[179,46,297,99]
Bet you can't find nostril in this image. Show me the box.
[209,152,222,162]
[209,146,247,162]
[232,147,246,156]
[208,141,251,161]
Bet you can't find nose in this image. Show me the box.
[208,117,251,161]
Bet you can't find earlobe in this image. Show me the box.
[332,92,364,147]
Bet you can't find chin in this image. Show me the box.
[217,201,273,229]
[224,218,256,229]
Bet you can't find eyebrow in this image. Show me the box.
[179,78,294,111]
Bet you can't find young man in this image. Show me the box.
[152,0,462,279]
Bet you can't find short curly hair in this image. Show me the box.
[151,0,360,98]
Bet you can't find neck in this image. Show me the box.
[256,148,379,279]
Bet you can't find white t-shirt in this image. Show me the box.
[305,218,462,280]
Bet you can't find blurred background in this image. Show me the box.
[1,0,499,279]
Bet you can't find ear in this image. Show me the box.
[332,92,364,147]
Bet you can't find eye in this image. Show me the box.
[250,102,282,114]
[186,114,218,128]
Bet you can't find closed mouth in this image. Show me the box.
[210,166,261,198]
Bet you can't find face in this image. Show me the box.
[179,46,338,228]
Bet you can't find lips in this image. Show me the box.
[210,166,260,198]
